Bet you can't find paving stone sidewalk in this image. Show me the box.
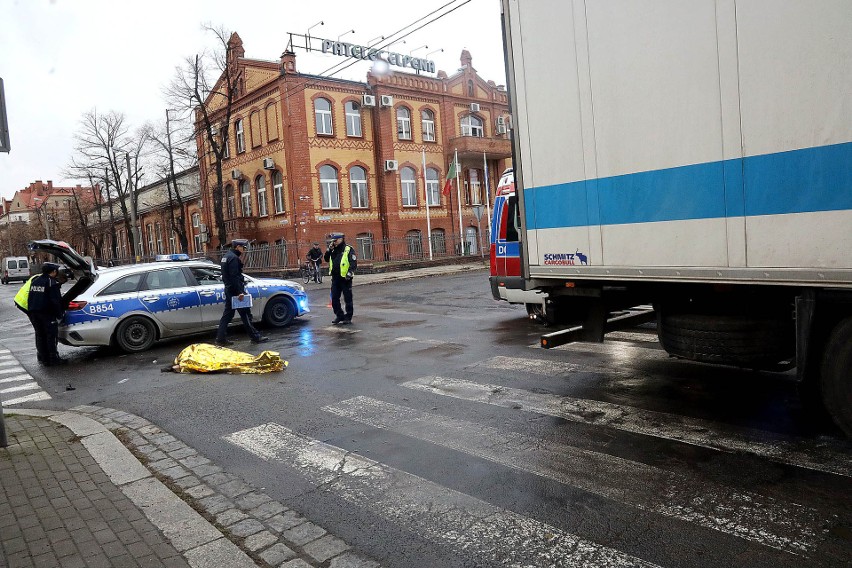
[1,406,381,568]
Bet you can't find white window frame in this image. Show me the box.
[194,233,202,253]
[240,180,252,216]
[192,212,200,228]
[155,222,163,253]
[350,166,368,209]
[226,186,236,218]
[146,223,154,255]
[256,176,268,217]
[421,109,435,142]
[315,98,333,135]
[469,168,483,205]
[320,165,340,209]
[235,119,245,153]
[461,114,484,138]
[273,171,285,214]
[345,101,362,137]
[401,167,417,207]
[426,168,440,206]
[397,107,412,140]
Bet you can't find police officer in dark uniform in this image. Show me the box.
[28,262,66,366]
[324,232,357,325]
[215,239,269,346]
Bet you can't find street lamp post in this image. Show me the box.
[113,148,141,263]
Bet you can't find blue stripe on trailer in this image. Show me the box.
[525,141,852,229]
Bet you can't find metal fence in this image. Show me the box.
[98,230,491,272]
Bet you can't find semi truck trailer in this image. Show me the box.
[496,0,852,435]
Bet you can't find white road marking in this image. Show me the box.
[0,374,32,384]
[225,422,661,568]
[324,396,822,553]
[403,377,852,478]
[0,359,20,367]
[394,336,445,345]
[3,391,52,406]
[1,382,41,395]
[0,366,27,375]
[529,341,673,361]
[606,331,660,343]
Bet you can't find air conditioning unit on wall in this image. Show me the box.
[496,125,507,135]
[380,95,394,108]
[231,169,242,179]
[262,157,275,169]
[384,160,399,172]
[469,102,480,112]
[496,116,505,126]
[362,94,376,107]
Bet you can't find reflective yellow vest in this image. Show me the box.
[329,245,352,277]
[14,275,37,312]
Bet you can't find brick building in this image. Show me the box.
[197,34,511,265]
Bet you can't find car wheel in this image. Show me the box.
[821,317,852,437]
[263,296,295,327]
[115,316,157,352]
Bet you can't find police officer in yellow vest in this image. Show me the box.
[323,232,357,325]
[26,262,66,365]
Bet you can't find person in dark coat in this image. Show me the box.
[215,239,269,346]
[27,262,65,365]
[324,232,357,324]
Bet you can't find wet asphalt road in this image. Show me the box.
[2,270,851,567]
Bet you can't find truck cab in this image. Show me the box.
[489,168,547,319]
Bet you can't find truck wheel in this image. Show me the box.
[658,313,794,370]
[820,317,852,437]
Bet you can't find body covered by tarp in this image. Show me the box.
[172,343,287,374]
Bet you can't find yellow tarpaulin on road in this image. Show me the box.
[172,343,287,374]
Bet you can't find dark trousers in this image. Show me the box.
[330,277,353,320]
[216,292,260,342]
[28,312,59,363]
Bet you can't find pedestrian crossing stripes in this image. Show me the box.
[225,422,662,568]
[403,374,852,478]
[323,396,822,553]
[0,352,52,407]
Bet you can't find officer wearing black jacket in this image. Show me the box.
[28,262,65,365]
[324,232,357,325]
[215,239,269,346]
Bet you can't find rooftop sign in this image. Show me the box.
[319,38,436,74]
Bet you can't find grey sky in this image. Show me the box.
[0,0,506,200]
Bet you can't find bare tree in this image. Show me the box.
[64,109,150,262]
[143,107,197,254]
[165,24,242,248]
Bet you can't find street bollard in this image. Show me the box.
[0,402,7,448]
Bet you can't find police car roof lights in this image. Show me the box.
[155,254,190,262]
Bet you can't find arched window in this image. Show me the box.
[350,166,368,209]
[430,228,446,255]
[191,212,200,228]
[421,109,435,142]
[320,165,340,209]
[240,180,252,216]
[461,114,484,137]
[225,185,236,218]
[235,118,245,153]
[255,175,268,216]
[315,98,333,135]
[272,171,284,214]
[345,101,362,137]
[400,167,417,207]
[406,229,423,259]
[425,167,440,206]
[396,107,412,140]
[466,168,482,205]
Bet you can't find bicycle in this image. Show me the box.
[301,260,323,284]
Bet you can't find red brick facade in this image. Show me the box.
[197,35,511,263]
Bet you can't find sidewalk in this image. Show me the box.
[1,263,487,567]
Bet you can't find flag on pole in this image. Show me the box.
[442,159,457,195]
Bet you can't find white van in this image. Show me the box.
[2,256,31,285]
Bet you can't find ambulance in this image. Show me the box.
[488,168,547,320]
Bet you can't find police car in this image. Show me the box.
[28,240,309,353]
